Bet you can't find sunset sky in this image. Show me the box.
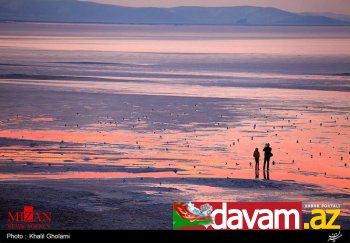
[82,0,350,15]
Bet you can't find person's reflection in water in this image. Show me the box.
[263,169,270,180]
[255,167,259,179]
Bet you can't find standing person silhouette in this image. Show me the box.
[263,168,270,180]
[253,148,260,170]
[263,143,272,171]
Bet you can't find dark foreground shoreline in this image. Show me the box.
[0,177,349,230]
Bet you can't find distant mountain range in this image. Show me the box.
[0,0,349,26]
[301,12,350,23]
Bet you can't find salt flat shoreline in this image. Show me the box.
[1,177,349,229]
[1,23,350,231]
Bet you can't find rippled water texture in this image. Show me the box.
[0,23,349,197]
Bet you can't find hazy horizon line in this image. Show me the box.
[80,0,350,15]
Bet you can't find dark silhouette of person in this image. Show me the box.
[263,143,272,171]
[263,169,270,180]
[253,148,260,170]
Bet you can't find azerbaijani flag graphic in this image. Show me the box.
[173,202,213,230]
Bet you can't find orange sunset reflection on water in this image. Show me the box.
[0,91,349,194]
[0,23,349,200]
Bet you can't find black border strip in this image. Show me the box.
[0,230,349,243]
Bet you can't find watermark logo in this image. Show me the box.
[173,202,302,230]
[328,232,342,242]
[303,203,341,230]
[173,202,213,229]
[7,206,52,229]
